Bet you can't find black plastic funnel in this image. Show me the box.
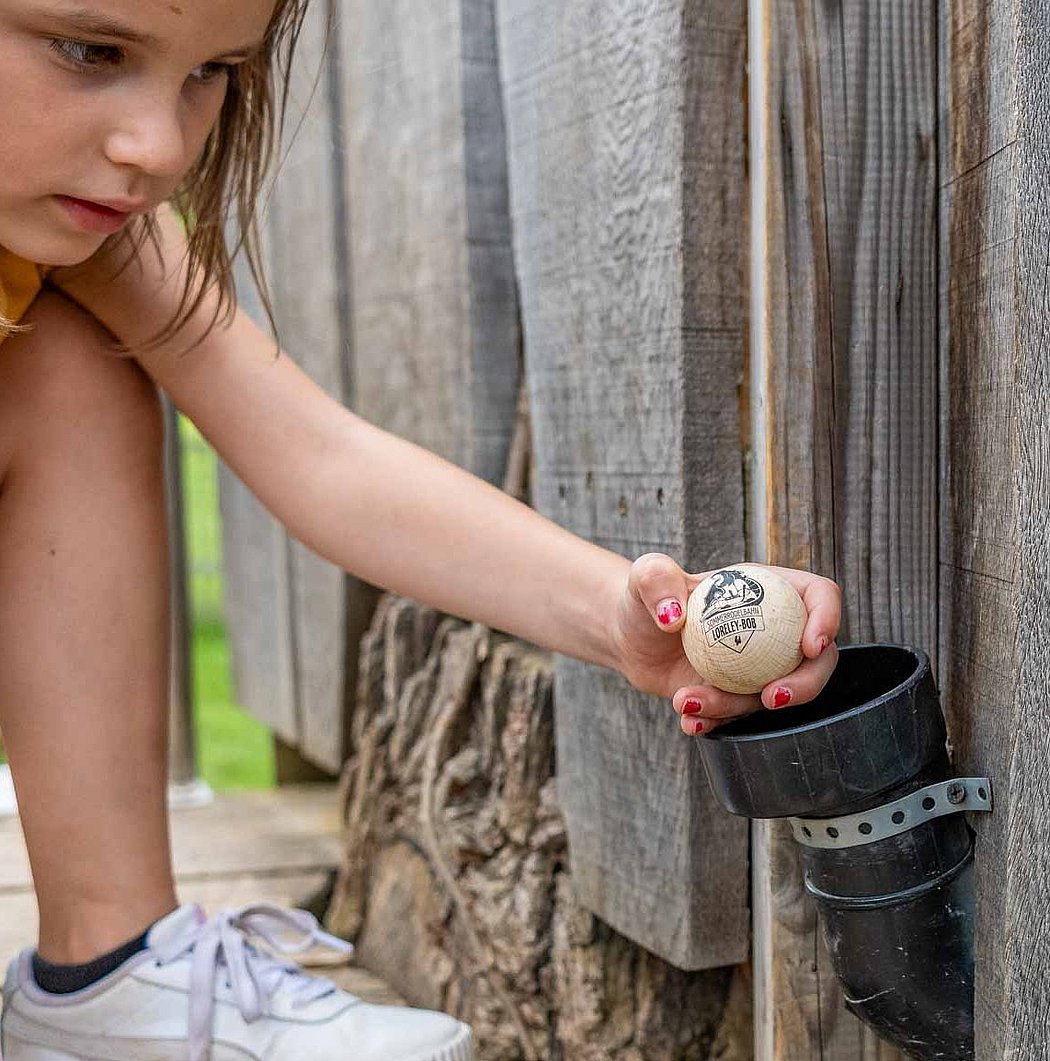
[695,644,988,1061]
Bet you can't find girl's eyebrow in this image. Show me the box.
[40,5,160,45]
[38,5,263,57]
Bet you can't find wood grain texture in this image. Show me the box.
[266,0,356,773]
[1005,10,1050,1038]
[221,0,381,770]
[335,0,521,486]
[219,463,299,744]
[754,1,936,1057]
[496,0,750,970]
[221,114,300,747]
[940,1,1050,1057]
[265,0,387,774]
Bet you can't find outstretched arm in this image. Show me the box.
[51,207,841,726]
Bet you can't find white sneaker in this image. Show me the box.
[1,904,473,1061]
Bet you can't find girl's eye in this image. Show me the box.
[48,38,236,85]
[190,62,236,85]
[49,37,123,69]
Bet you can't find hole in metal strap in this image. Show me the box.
[789,777,993,850]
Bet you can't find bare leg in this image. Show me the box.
[0,291,177,963]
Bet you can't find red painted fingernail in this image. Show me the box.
[773,687,792,708]
[682,698,703,716]
[684,716,706,736]
[657,599,683,625]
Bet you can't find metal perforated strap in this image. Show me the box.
[789,776,993,850]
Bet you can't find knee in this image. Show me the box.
[0,291,164,463]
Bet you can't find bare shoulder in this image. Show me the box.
[4,289,131,377]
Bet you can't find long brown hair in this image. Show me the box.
[138,0,317,351]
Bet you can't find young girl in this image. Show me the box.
[0,0,842,1058]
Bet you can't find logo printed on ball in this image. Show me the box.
[701,569,766,653]
[684,564,806,694]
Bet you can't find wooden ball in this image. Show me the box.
[682,564,806,694]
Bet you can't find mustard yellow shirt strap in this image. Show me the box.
[0,247,47,342]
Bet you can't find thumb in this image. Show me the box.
[628,553,692,631]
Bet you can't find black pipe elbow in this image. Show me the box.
[696,644,991,1061]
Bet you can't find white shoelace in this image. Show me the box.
[150,904,355,1061]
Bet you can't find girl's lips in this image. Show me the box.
[54,195,132,235]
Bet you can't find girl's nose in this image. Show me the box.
[103,91,188,180]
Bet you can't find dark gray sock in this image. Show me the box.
[32,924,152,994]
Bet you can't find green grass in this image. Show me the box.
[180,416,275,792]
[191,620,275,791]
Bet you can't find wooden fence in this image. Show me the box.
[750,4,935,1056]
[192,1,1050,1057]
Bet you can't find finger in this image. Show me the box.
[759,641,839,710]
[684,570,712,591]
[681,714,723,737]
[679,711,740,736]
[765,567,842,658]
[629,552,692,632]
[671,685,761,720]
[799,578,842,658]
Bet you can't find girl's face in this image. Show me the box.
[0,0,276,266]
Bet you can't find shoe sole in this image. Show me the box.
[408,1025,474,1061]
[3,1025,474,1061]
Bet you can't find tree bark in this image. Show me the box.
[328,594,751,1060]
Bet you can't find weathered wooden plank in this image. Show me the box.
[753,0,936,1056]
[223,0,521,765]
[0,785,342,897]
[220,0,380,771]
[168,785,344,880]
[219,138,299,743]
[940,2,1050,1057]
[336,0,521,485]
[219,465,299,744]
[497,0,750,968]
[265,0,359,773]
[939,0,1015,1054]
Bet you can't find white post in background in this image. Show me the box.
[0,764,14,817]
[163,398,213,809]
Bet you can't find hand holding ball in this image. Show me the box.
[682,564,807,694]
